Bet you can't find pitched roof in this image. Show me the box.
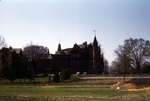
[78,43,89,51]
[62,48,72,54]
[93,36,98,46]
[40,54,53,59]
[78,44,85,49]
[55,51,63,55]
[57,44,61,51]
[55,48,72,55]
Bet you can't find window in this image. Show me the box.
[73,53,79,58]
[73,60,79,65]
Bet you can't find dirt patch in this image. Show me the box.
[61,78,80,83]
[111,78,150,90]
[62,78,126,85]
[19,94,30,98]
[123,83,137,89]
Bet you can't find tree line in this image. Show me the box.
[0,36,50,81]
[0,35,150,79]
[110,38,150,75]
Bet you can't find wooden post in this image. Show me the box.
[123,54,126,82]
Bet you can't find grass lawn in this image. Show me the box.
[0,77,150,101]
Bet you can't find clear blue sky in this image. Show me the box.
[1,0,150,65]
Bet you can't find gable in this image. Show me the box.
[70,44,82,54]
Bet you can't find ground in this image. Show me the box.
[111,78,150,91]
[0,77,150,100]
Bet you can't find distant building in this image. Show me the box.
[36,54,53,73]
[52,44,71,73]
[0,47,28,77]
[0,36,104,75]
[53,36,104,74]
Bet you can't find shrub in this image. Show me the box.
[49,76,51,82]
[53,72,59,83]
[9,70,16,81]
[60,68,71,81]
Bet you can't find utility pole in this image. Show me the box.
[123,54,126,82]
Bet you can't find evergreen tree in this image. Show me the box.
[0,51,3,76]
[53,72,60,83]
[60,68,71,81]
[7,47,12,70]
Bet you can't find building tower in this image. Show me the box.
[92,36,104,74]
[93,36,98,70]
[57,43,61,51]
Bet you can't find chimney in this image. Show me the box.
[83,41,87,47]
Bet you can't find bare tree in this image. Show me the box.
[0,35,7,67]
[109,59,122,74]
[114,45,134,74]
[0,35,7,49]
[114,38,150,74]
[0,36,8,77]
[23,42,49,76]
[124,38,150,74]
[23,42,49,61]
[103,58,109,73]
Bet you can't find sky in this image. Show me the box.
[1,0,150,65]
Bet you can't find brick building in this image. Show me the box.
[53,36,104,74]
[0,36,104,75]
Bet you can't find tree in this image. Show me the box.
[142,64,150,74]
[6,47,28,81]
[0,36,7,77]
[103,58,109,73]
[114,45,134,74]
[23,42,49,76]
[53,71,60,83]
[0,35,7,49]
[114,38,150,74]
[23,42,49,61]
[109,59,122,74]
[60,68,71,81]
[7,47,12,70]
[30,60,37,76]
[0,36,7,69]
